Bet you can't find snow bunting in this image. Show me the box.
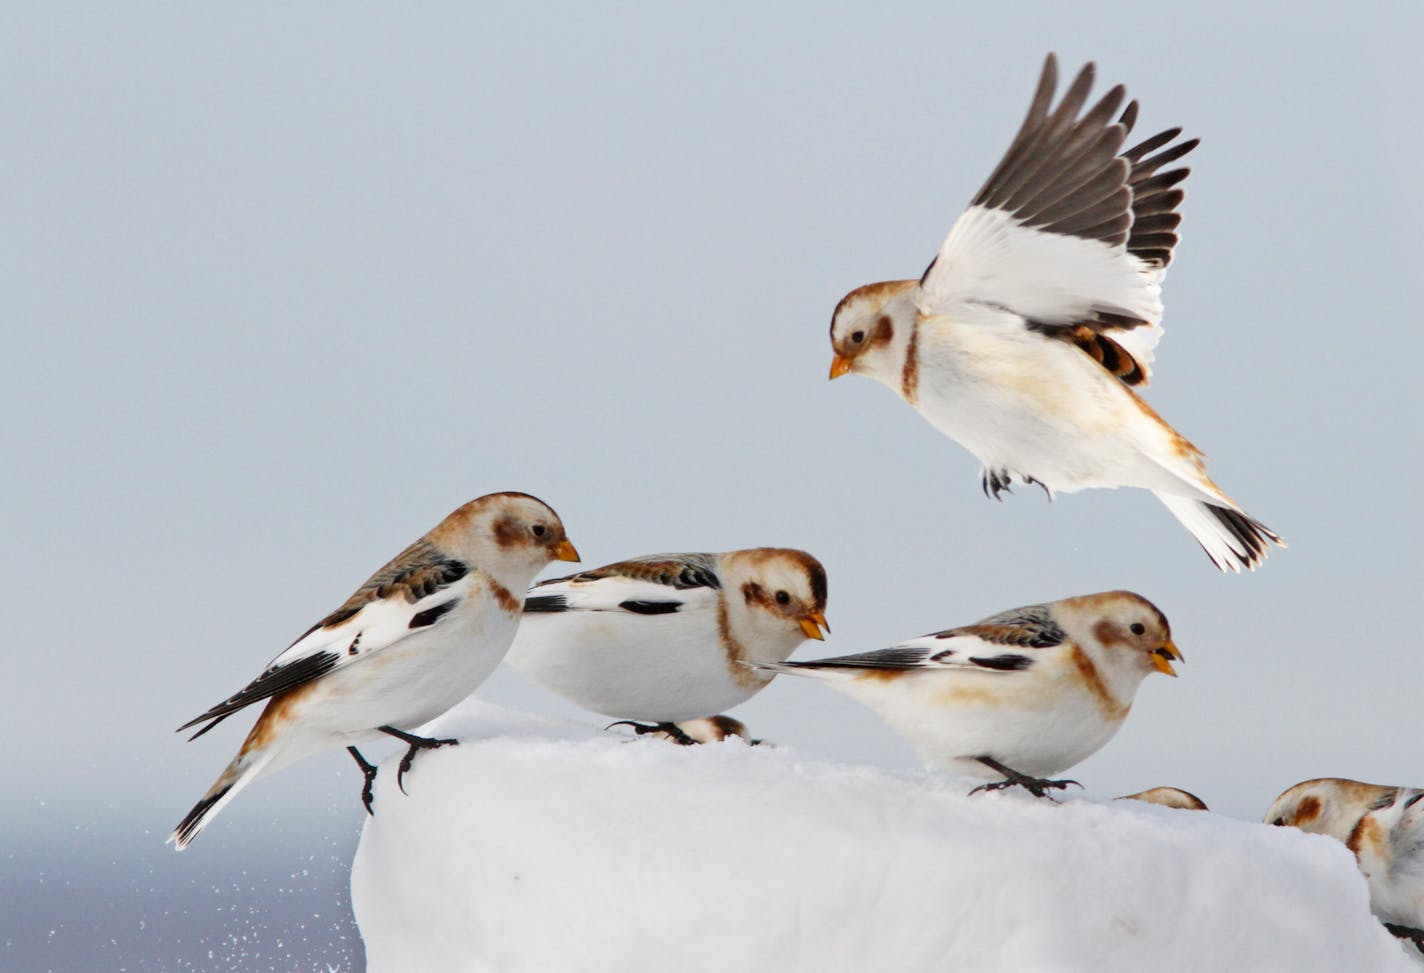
[1267,778,1424,947]
[754,591,1178,797]
[1119,787,1208,811]
[169,492,578,850]
[505,549,828,738]
[827,53,1283,572]
[644,715,757,745]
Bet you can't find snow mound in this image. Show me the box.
[352,701,1416,972]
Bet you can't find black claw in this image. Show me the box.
[1384,923,1424,951]
[1023,475,1053,501]
[376,725,458,796]
[605,720,698,745]
[348,746,378,816]
[968,756,1081,801]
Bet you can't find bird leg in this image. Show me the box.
[605,720,698,745]
[377,725,460,794]
[347,746,378,815]
[968,756,1082,801]
[1384,923,1424,951]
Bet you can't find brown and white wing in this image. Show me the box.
[917,54,1197,386]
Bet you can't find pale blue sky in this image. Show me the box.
[4,3,1421,968]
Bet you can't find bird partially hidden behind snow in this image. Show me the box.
[752,591,1179,798]
[1118,787,1208,811]
[826,53,1283,572]
[169,492,579,850]
[505,549,828,742]
[1267,778,1424,950]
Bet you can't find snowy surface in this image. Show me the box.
[351,702,1416,973]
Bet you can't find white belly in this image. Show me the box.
[507,610,766,723]
[292,604,520,744]
[835,664,1127,780]
[912,314,1168,493]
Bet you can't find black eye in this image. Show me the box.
[851,330,865,343]
[531,524,546,537]
[1130,622,1145,635]
[1272,817,1286,826]
[775,590,790,605]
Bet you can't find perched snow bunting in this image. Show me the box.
[754,591,1178,797]
[644,715,757,746]
[1119,787,1208,811]
[1267,778,1424,947]
[827,53,1283,572]
[169,492,578,850]
[505,549,828,737]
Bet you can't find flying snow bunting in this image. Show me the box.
[827,53,1283,572]
[1267,778,1424,948]
[1119,787,1208,811]
[753,591,1178,797]
[169,492,578,849]
[505,549,828,740]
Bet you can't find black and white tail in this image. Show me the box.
[168,750,273,851]
[1156,493,1284,573]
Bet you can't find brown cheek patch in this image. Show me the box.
[491,515,525,549]
[870,314,895,349]
[1071,645,1127,721]
[1093,619,1127,648]
[741,581,770,609]
[1295,795,1322,825]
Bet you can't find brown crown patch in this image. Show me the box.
[831,279,918,326]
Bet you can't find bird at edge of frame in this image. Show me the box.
[167,492,579,850]
[826,52,1284,573]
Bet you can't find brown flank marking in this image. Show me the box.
[241,683,316,754]
[489,577,520,614]
[718,597,763,692]
[1070,645,1127,721]
[901,322,919,404]
[1346,813,1386,860]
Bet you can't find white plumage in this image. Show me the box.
[506,549,828,730]
[1267,778,1424,946]
[755,590,1179,795]
[828,54,1283,572]
[168,492,579,850]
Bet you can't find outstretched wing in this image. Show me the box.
[177,541,472,739]
[525,552,721,617]
[918,54,1197,386]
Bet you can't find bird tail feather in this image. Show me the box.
[168,748,274,851]
[1155,492,1284,573]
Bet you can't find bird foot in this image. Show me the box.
[377,725,460,794]
[605,720,698,745]
[981,469,1051,502]
[347,746,378,816]
[981,468,1013,501]
[1384,923,1424,951]
[969,756,1081,801]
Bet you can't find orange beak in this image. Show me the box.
[1152,640,1182,676]
[799,612,829,641]
[829,355,853,380]
[554,539,581,562]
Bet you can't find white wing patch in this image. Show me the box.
[918,205,1163,330]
